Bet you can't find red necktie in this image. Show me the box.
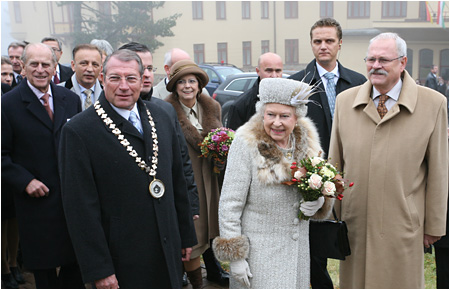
[41,93,54,121]
[54,74,60,84]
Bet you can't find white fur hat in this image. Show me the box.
[258,78,314,107]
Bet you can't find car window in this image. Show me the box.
[215,67,243,79]
[226,78,252,92]
[202,68,220,82]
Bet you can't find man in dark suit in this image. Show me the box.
[7,41,26,88]
[1,43,84,288]
[59,49,197,289]
[41,37,73,84]
[425,64,439,91]
[289,18,366,288]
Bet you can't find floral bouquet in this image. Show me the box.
[199,127,235,173]
[283,154,354,220]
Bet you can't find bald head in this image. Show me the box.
[256,52,283,79]
[164,48,191,78]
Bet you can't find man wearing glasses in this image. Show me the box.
[41,37,73,84]
[329,32,448,288]
[59,49,197,289]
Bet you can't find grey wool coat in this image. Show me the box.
[165,92,222,258]
[213,113,334,289]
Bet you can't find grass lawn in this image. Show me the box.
[327,251,437,289]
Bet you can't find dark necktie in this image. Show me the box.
[54,73,60,84]
[377,95,389,119]
[41,93,53,121]
[16,75,23,84]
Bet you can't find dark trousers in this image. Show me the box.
[310,255,333,289]
[33,263,84,289]
[435,246,449,289]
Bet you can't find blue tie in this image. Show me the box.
[324,72,336,118]
[128,111,143,135]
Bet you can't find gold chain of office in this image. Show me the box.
[94,101,165,198]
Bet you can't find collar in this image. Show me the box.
[27,80,53,99]
[110,102,140,121]
[372,79,402,101]
[78,83,96,94]
[316,61,340,79]
[180,100,199,116]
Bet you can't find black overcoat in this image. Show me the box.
[1,79,81,269]
[59,93,197,288]
[289,60,366,157]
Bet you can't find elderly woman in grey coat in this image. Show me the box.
[213,78,334,289]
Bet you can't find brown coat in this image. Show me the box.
[329,71,448,288]
[166,93,223,257]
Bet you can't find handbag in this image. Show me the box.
[309,208,351,260]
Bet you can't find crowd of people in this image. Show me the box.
[1,17,448,289]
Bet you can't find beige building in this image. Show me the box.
[5,1,449,83]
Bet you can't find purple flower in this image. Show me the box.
[212,135,220,142]
[221,145,229,151]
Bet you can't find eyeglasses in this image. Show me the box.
[144,66,157,72]
[177,79,198,85]
[106,75,141,84]
[364,56,404,65]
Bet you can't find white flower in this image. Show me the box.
[311,157,324,167]
[294,168,306,179]
[308,173,323,190]
[320,167,336,179]
[322,181,336,196]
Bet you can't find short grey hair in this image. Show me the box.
[22,43,57,65]
[367,32,407,58]
[102,49,144,76]
[41,37,63,50]
[91,39,114,56]
[7,41,27,52]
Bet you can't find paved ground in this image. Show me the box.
[17,264,227,289]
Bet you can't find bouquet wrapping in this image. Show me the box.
[283,154,353,220]
[199,127,235,173]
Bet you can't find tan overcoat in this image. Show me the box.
[329,71,448,288]
[166,93,222,258]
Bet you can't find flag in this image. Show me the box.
[426,1,434,23]
[437,1,446,28]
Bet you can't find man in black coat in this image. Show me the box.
[226,52,283,131]
[1,43,84,288]
[59,49,197,289]
[41,37,73,84]
[425,65,439,91]
[289,18,366,288]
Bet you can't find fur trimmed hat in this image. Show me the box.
[259,78,315,107]
[166,60,209,93]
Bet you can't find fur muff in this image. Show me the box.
[236,113,323,185]
[165,93,222,152]
[212,235,250,262]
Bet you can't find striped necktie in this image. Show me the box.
[324,72,336,118]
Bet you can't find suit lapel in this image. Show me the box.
[52,83,67,133]
[310,65,333,133]
[21,80,53,130]
[139,100,155,159]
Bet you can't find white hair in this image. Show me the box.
[367,32,407,58]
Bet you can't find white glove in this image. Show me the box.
[300,196,325,216]
[230,259,253,288]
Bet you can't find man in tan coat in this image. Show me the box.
[329,32,448,288]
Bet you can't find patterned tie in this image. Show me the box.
[324,72,336,118]
[41,93,53,121]
[16,75,23,84]
[84,89,93,110]
[128,111,143,135]
[377,94,389,119]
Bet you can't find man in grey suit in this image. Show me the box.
[59,44,103,110]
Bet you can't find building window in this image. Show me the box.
[285,39,299,65]
[261,1,269,19]
[193,1,203,20]
[216,1,226,20]
[285,2,298,19]
[261,40,270,54]
[242,1,251,19]
[243,41,252,66]
[348,1,370,18]
[419,48,434,81]
[194,44,205,64]
[405,48,413,77]
[440,49,449,80]
[419,1,428,21]
[382,1,406,18]
[218,43,228,63]
[13,2,22,23]
[320,1,333,18]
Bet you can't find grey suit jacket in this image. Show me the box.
[59,74,103,110]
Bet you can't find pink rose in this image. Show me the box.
[294,167,307,179]
[322,181,336,196]
[308,174,323,190]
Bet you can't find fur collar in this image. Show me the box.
[165,93,222,152]
[236,114,322,185]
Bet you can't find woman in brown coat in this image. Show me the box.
[165,60,227,288]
